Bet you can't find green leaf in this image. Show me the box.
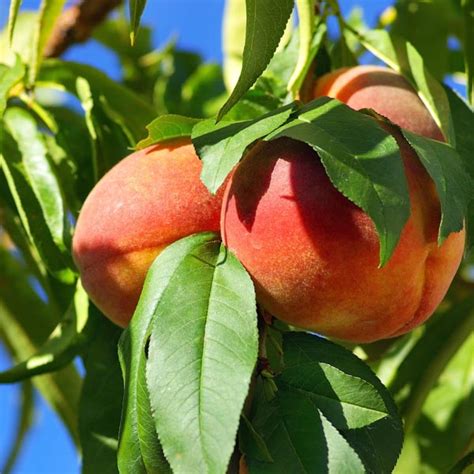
[76,77,134,181]
[7,0,24,44]
[118,235,213,474]
[0,55,25,117]
[0,247,81,445]
[181,63,226,118]
[146,235,258,474]
[218,0,294,120]
[79,308,123,474]
[445,87,474,251]
[267,97,410,266]
[1,109,75,282]
[0,379,33,474]
[136,115,199,150]
[245,333,403,474]
[0,12,37,66]
[414,331,474,472]
[389,297,474,431]
[463,0,474,105]
[128,0,147,45]
[448,451,474,474]
[30,0,67,84]
[245,383,364,473]
[239,415,274,463]
[222,0,247,92]
[4,107,71,252]
[38,60,155,142]
[0,281,91,383]
[45,105,95,203]
[402,130,471,243]
[288,0,315,95]
[193,103,295,194]
[351,28,455,145]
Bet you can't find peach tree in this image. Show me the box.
[0,0,473,473]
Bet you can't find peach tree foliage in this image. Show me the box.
[0,0,473,473]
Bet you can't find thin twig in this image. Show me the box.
[44,0,123,58]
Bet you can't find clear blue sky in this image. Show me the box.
[1,0,462,472]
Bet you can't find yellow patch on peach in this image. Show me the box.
[73,139,224,327]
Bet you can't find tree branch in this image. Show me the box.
[44,0,123,58]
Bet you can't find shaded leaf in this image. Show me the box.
[463,0,474,105]
[448,451,474,474]
[402,130,471,243]
[445,87,474,251]
[146,236,258,474]
[244,333,403,474]
[79,308,122,474]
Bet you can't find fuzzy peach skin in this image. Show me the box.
[73,139,223,327]
[221,136,465,343]
[313,65,444,141]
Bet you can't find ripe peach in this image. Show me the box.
[313,65,444,141]
[222,137,464,342]
[73,139,223,327]
[221,66,465,342]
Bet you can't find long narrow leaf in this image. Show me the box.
[146,236,258,473]
[30,0,67,83]
[2,109,75,282]
[218,0,294,120]
[129,0,147,45]
[0,281,92,383]
[7,0,24,44]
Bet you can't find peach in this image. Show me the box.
[221,66,465,342]
[73,139,223,327]
[222,138,464,342]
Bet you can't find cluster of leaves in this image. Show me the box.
[0,0,473,473]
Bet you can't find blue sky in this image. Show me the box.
[0,0,462,472]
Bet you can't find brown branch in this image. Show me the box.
[44,0,123,58]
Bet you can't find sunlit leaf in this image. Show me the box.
[0,281,92,383]
[136,115,199,149]
[30,0,67,83]
[1,109,75,282]
[128,0,147,45]
[218,0,294,119]
[146,235,258,473]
